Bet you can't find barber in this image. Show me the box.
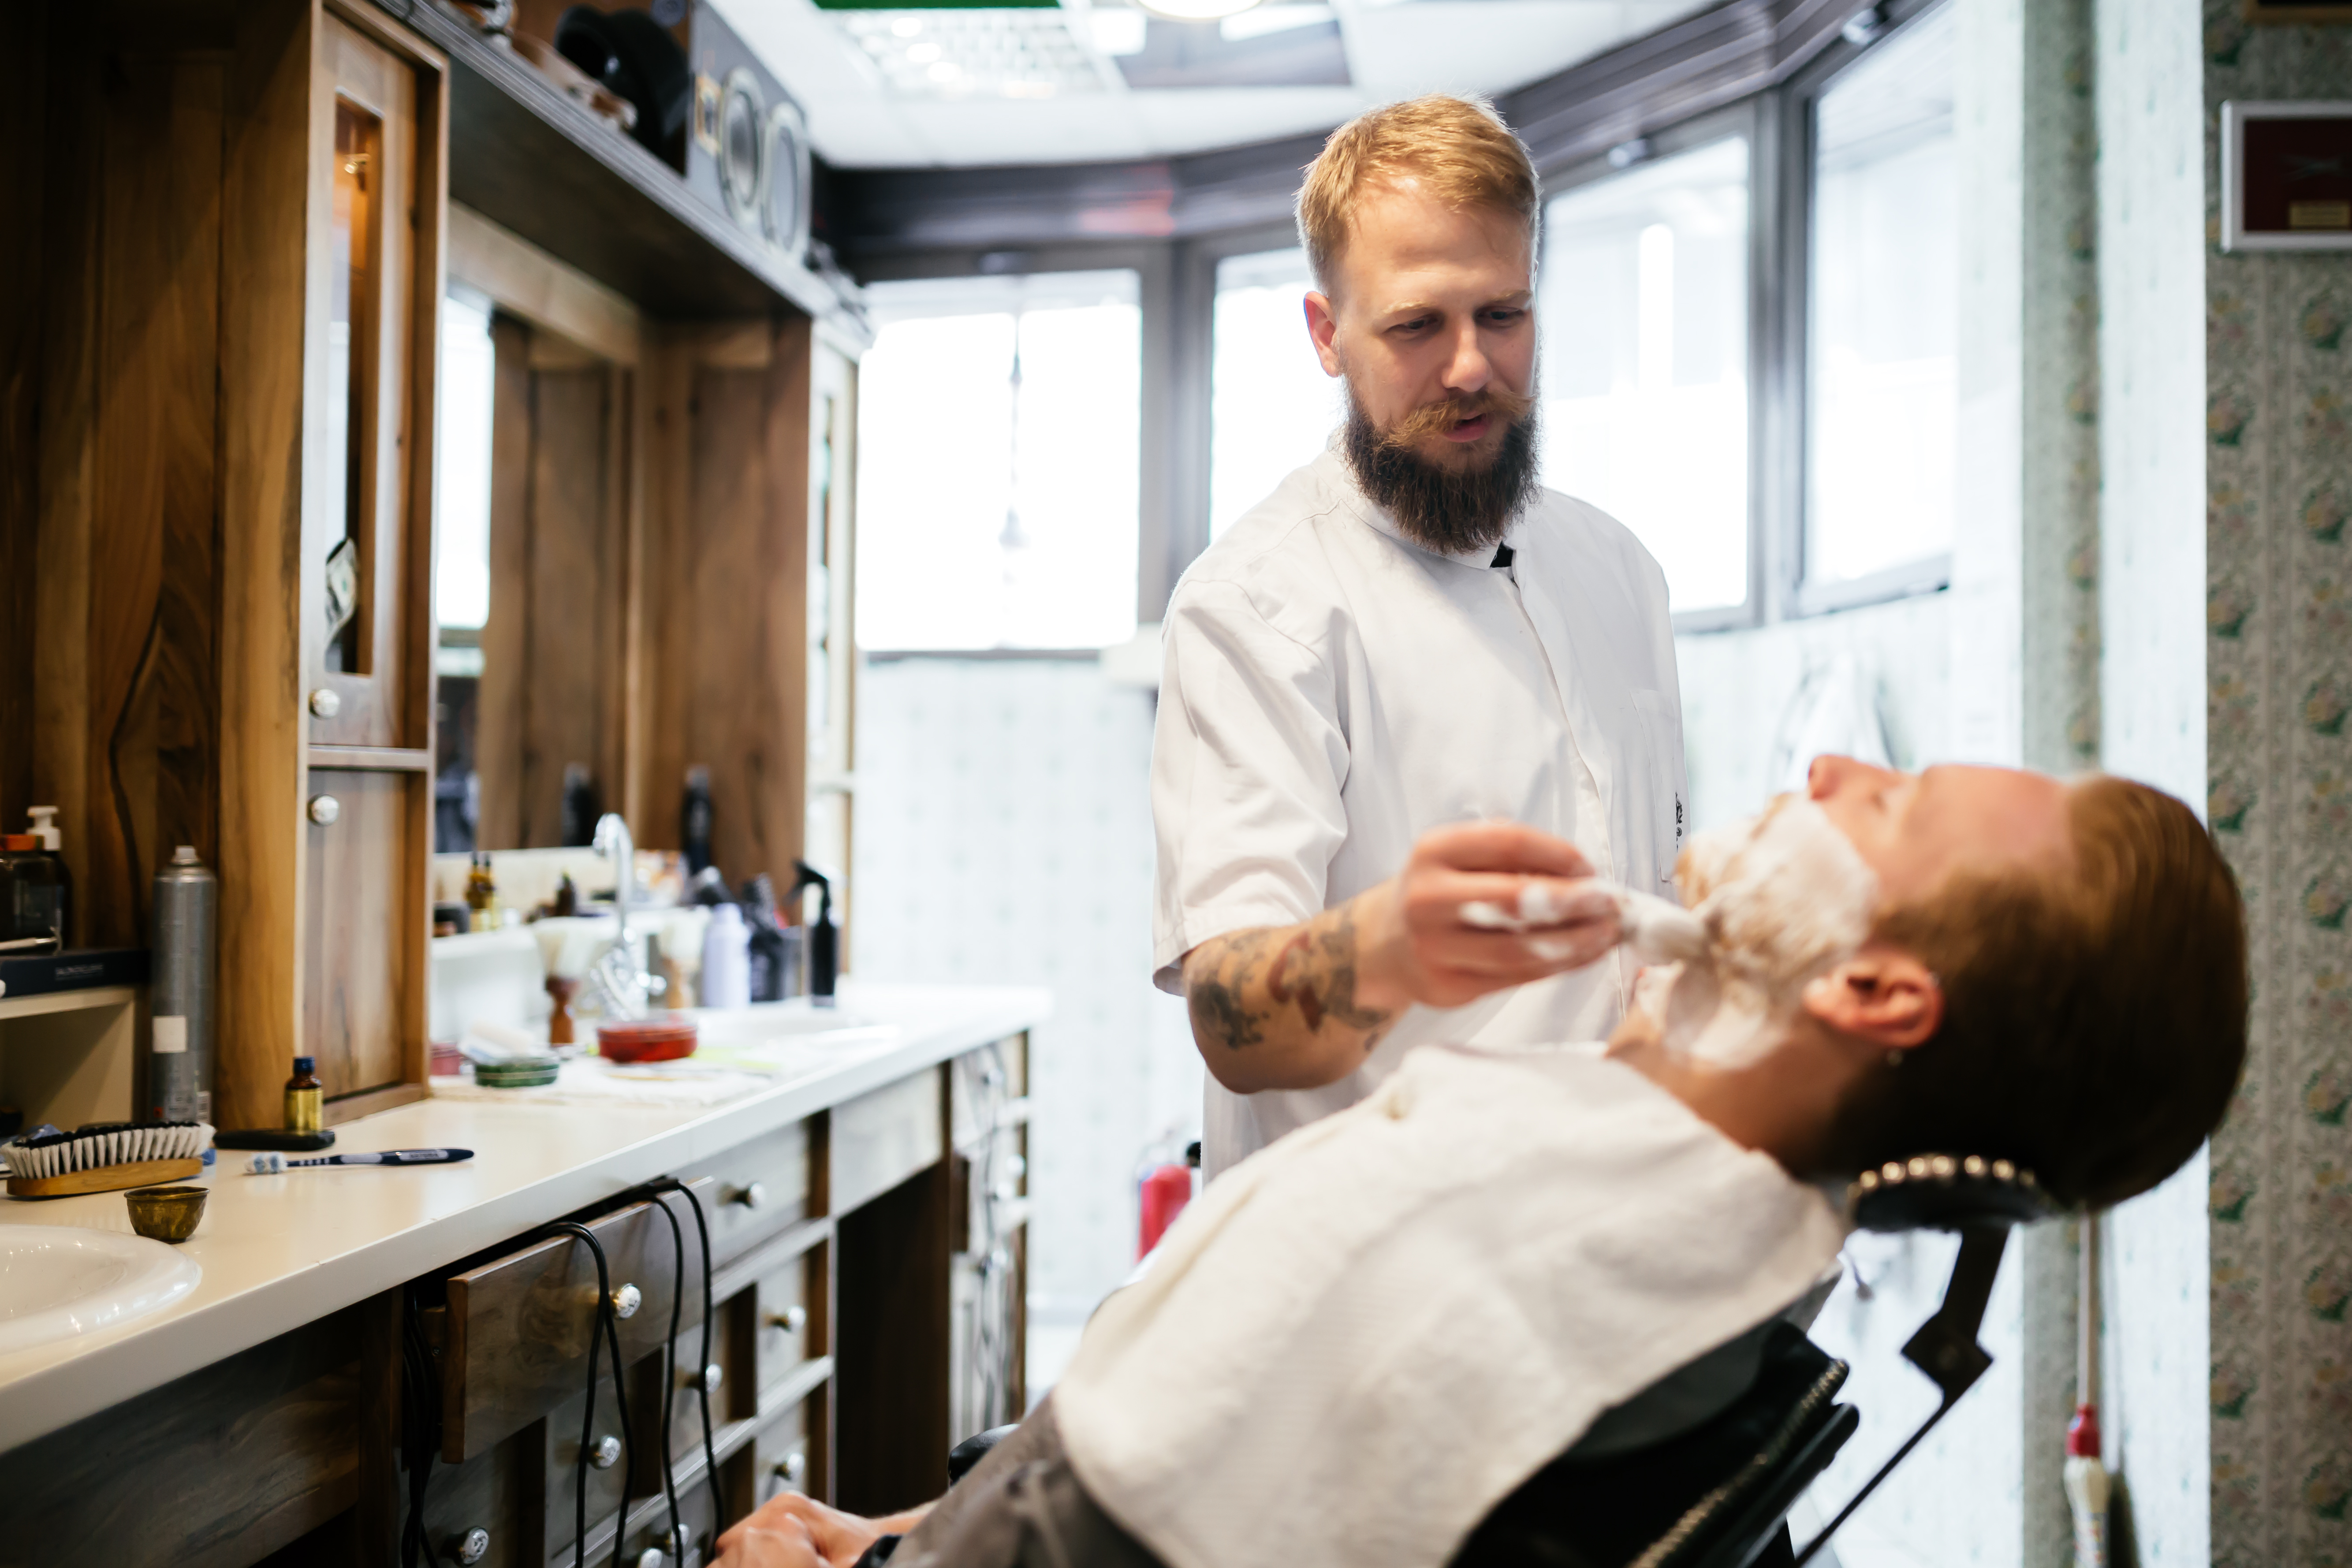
[1157,94,1689,1179]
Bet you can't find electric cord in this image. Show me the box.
[644,1177,727,1527]
[641,1192,689,1557]
[400,1281,446,1568]
[533,1219,637,1568]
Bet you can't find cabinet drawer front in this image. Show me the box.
[750,1395,813,1511]
[950,1036,1026,1149]
[756,1244,820,1395]
[832,1068,942,1215]
[443,1181,714,1463]
[682,1118,813,1265]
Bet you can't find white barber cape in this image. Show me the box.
[1054,1044,1849,1568]
[1152,449,1689,1176]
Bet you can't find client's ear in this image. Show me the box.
[1800,946,1943,1050]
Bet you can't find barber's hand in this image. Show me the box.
[714,1494,923,1568]
[1358,821,1621,1011]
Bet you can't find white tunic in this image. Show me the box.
[1151,449,1689,1175]
[1054,1044,1849,1568]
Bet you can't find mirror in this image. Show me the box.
[433,284,633,853]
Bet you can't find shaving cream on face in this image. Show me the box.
[1638,796,1881,1069]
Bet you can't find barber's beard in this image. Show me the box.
[1626,797,1882,1070]
[1340,382,1541,555]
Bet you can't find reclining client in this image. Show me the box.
[717,755,2248,1568]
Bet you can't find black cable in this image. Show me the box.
[645,1178,726,1526]
[400,1282,446,1568]
[532,1219,636,1568]
[645,1193,690,1557]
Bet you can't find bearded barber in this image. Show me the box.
[1155,94,1689,1178]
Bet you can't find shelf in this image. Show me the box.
[0,985,138,1024]
[395,0,868,336]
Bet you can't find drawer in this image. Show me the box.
[417,1426,535,1568]
[749,1394,814,1512]
[832,1067,942,1215]
[542,1380,633,1554]
[593,1459,722,1568]
[949,1036,1027,1150]
[442,1180,716,1463]
[681,1118,813,1265]
[755,1237,823,1394]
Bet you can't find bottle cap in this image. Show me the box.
[172,845,199,865]
[1,834,34,852]
[28,807,60,851]
[293,1056,317,1074]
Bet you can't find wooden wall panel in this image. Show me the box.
[639,317,813,890]
[216,0,322,1131]
[82,52,227,944]
[518,365,615,844]
[477,314,532,851]
[0,8,49,844]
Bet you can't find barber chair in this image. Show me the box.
[892,1153,2054,1568]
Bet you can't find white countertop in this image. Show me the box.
[0,981,1050,1453]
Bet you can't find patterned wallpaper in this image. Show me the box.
[2198,7,2352,1566]
[850,658,1203,1326]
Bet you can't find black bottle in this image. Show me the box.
[791,860,838,1006]
[559,763,600,848]
[740,874,790,1003]
[681,766,715,875]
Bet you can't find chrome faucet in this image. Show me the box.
[586,812,665,1021]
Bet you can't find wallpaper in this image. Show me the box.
[2199,7,2352,1567]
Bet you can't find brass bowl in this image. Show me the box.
[124,1184,209,1244]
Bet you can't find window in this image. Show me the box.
[856,270,1141,651]
[1805,0,1957,593]
[1539,136,1752,616]
[1210,247,1338,539]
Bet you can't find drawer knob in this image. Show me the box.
[451,1527,491,1565]
[694,1361,723,1393]
[590,1433,622,1470]
[611,1282,643,1320]
[307,688,342,719]
[307,794,340,826]
[774,1449,808,1486]
[768,1304,808,1335]
[635,1550,665,1568]
[731,1181,767,1210]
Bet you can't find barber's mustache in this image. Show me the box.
[1378,385,1536,449]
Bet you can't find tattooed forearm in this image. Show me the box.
[1183,899,1396,1074]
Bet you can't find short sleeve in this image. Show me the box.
[1151,578,1350,993]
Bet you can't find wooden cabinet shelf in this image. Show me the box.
[395,0,864,333]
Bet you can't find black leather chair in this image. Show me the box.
[904,1153,2054,1568]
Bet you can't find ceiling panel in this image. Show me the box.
[711,0,1727,169]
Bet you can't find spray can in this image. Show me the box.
[151,846,217,1125]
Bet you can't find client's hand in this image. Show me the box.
[712,1494,929,1568]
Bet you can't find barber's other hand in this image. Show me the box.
[714,1494,920,1568]
[1357,821,1620,1011]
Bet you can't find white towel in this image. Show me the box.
[1054,1043,1848,1568]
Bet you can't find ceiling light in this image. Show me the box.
[891,15,924,35]
[906,39,943,60]
[1218,2,1327,41]
[928,59,963,80]
[1132,0,1264,22]
[1089,8,1148,54]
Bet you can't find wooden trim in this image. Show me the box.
[324,0,447,73]
[322,1079,430,1125]
[762,1354,837,1421]
[712,1215,836,1303]
[306,744,433,771]
[448,203,642,367]
[0,984,137,1021]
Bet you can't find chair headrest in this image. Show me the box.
[1845,1154,2058,1232]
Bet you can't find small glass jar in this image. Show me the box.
[284,1056,324,1133]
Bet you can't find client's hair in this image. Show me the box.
[1820,776,2248,1209]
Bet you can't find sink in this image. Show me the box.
[684,1003,900,1073]
[0,1225,201,1356]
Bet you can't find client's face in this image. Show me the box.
[1803,756,2074,904]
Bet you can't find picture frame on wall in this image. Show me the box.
[2241,0,2352,20]
[2220,101,2352,252]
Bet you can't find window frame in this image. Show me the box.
[852,242,1173,653]
[1780,0,1958,619]
[1538,99,1767,635]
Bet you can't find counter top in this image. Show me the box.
[0,982,1049,1454]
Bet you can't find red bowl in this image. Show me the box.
[597,1016,700,1063]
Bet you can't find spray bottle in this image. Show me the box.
[790,860,838,1006]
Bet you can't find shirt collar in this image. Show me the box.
[1312,448,1523,568]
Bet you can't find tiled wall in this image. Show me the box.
[849,657,1203,1328]
[2194,7,2352,1565]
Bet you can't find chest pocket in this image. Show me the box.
[1627,688,1687,892]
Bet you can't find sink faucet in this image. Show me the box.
[586,812,665,1021]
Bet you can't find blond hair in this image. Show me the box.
[1295,95,1540,294]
